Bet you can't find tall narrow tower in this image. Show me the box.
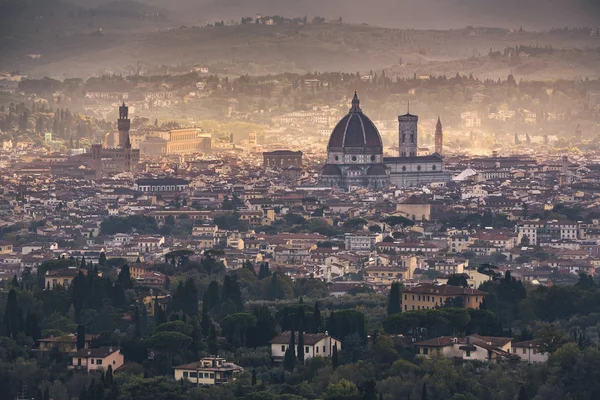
[118,102,131,149]
[435,117,443,155]
[399,107,418,158]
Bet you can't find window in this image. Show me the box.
[281,345,285,352]
[190,372,197,378]
[183,372,189,378]
[423,348,429,355]
[371,155,376,161]
[323,345,326,353]
[352,156,357,162]
[402,166,406,171]
[91,359,94,364]
[96,359,102,365]
[404,294,407,300]
[316,347,319,354]
[210,373,214,379]
[522,349,526,355]
[432,165,437,170]
[417,165,421,171]
[305,346,309,353]
[77,358,82,366]
[466,350,471,357]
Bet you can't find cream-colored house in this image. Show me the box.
[70,346,124,373]
[269,331,342,363]
[511,340,549,363]
[174,357,243,385]
[415,335,517,362]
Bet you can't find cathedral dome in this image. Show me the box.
[327,92,383,152]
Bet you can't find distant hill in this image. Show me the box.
[2,21,600,79]
[135,0,600,30]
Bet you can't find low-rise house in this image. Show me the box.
[270,331,342,363]
[414,335,517,362]
[38,333,97,352]
[174,357,243,385]
[69,346,124,373]
[511,340,549,363]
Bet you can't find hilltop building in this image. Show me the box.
[319,92,451,190]
[90,103,140,173]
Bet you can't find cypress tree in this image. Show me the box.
[10,275,18,288]
[80,255,86,268]
[313,301,321,333]
[98,252,107,266]
[284,325,296,372]
[421,382,427,400]
[44,386,50,400]
[5,288,20,338]
[517,386,528,400]
[297,321,305,364]
[134,306,141,339]
[332,343,339,369]
[77,324,86,349]
[387,282,401,315]
[251,369,257,386]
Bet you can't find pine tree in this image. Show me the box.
[387,282,401,315]
[297,321,305,364]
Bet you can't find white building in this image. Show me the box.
[511,340,549,363]
[344,233,381,251]
[269,331,342,363]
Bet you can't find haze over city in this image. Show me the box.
[0,1,600,399]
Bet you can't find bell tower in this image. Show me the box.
[399,103,418,158]
[435,117,443,155]
[118,102,131,149]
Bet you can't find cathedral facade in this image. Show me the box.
[319,93,451,190]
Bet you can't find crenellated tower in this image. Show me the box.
[118,102,131,149]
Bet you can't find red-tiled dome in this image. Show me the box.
[327,92,383,151]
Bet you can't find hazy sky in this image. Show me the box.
[131,0,600,29]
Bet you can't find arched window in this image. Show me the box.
[432,165,437,170]
[402,166,406,172]
[417,165,421,171]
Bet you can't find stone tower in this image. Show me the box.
[118,102,131,149]
[435,117,443,155]
[399,107,418,158]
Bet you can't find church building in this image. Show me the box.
[319,92,451,190]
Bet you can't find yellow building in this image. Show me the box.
[401,284,486,311]
[45,268,80,290]
[174,357,243,385]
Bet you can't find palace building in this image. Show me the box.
[90,103,140,173]
[319,92,451,190]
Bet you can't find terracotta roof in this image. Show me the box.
[269,331,339,345]
[401,284,487,296]
[72,346,120,358]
